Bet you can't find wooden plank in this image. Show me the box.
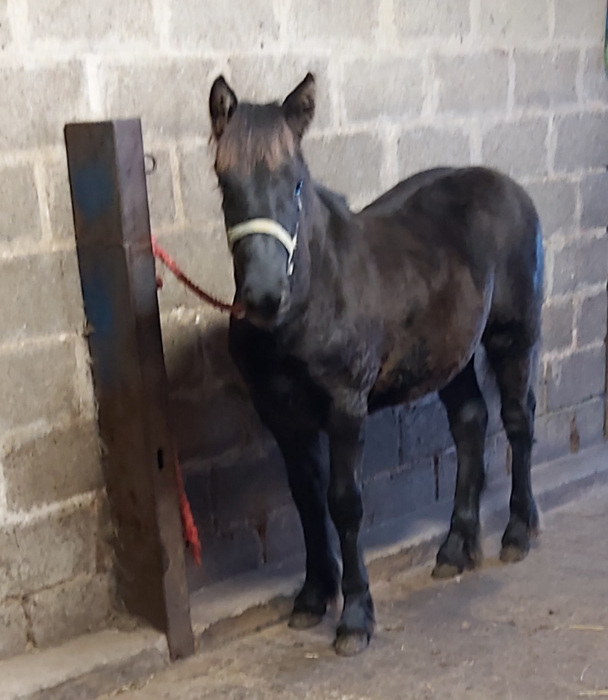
[64,120,194,660]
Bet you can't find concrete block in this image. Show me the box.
[394,0,470,37]
[161,317,207,391]
[186,523,263,589]
[211,445,290,530]
[551,234,608,296]
[0,252,84,343]
[534,397,606,464]
[482,118,548,178]
[0,0,10,50]
[0,340,81,432]
[476,348,503,435]
[582,49,608,103]
[400,397,452,462]
[288,0,379,43]
[45,156,75,241]
[437,449,456,501]
[435,51,509,114]
[555,0,605,41]
[162,320,272,463]
[0,505,96,599]
[514,50,578,108]
[1,421,103,510]
[363,461,435,528]
[555,113,608,173]
[146,149,176,231]
[397,126,470,177]
[304,132,384,205]
[534,364,547,417]
[164,319,239,397]
[170,381,268,467]
[541,298,574,352]
[478,0,550,42]
[0,599,27,661]
[527,179,577,237]
[578,290,608,347]
[169,0,280,51]
[28,0,156,45]
[265,505,305,565]
[343,57,424,123]
[363,409,400,479]
[227,55,332,131]
[486,432,510,476]
[545,346,606,412]
[24,573,114,649]
[581,172,608,231]
[0,627,168,700]
[153,229,233,315]
[178,145,223,226]
[104,58,217,140]
[94,495,115,576]
[0,164,41,244]
[0,62,88,151]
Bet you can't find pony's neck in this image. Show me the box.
[287,181,352,314]
[309,182,352,260]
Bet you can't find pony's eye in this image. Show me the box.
[294,180,303,197]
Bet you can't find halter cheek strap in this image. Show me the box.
[226,219,298,276]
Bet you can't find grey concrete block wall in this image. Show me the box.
[0,0,607,661]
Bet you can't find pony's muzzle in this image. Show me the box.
[241,284,290,327]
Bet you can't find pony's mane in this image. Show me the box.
[314,182,352,227]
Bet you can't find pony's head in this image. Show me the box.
[209,73,316,328]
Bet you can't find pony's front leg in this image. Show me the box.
[327,411,375,656]
[278,428,341,629]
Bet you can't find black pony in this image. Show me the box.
[208,73,544,656]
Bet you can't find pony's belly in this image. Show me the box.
[370,295,488,411]
[369,354,464,412]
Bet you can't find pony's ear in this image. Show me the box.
[209,76,238,140]
[282,73,315,140]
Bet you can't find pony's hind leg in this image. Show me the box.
[486,348,540,562]
[433,358,488,579]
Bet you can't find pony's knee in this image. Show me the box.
[450,398,488,439]
[328,483,363,533]
[501,398,533,442]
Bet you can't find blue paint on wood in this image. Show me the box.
[72,163,114,223]
[80,259,115,386]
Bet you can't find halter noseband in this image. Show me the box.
[225,190,302,277]
[226,219,298,276]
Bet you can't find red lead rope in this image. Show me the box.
[151,235,235,314]
[174,457,201,566]
[150,235,238,567]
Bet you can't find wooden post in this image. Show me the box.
[64,120,195,660]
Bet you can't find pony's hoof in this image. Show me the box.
[500,510,538,563]
[334,632,370,657]
[431,562,461,579]
[432,531,482,579]
[499,544,528,563]
[288,611,324,630]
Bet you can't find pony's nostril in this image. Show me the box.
[243,286,282,319]
[258,293,281,317]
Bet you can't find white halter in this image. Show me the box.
[226,219,298,275]
[225,188,302,276]
[226,187,302,278]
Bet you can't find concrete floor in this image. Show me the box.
[100,484,608,700]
